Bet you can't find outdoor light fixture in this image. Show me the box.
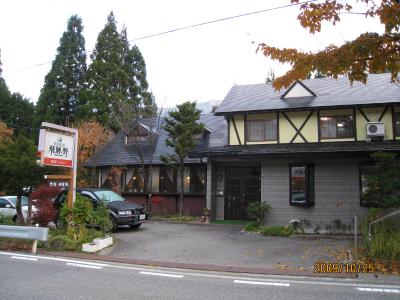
[217,174,223,180]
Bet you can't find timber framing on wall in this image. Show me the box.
[226,116,230,145]
[353,108,357,141]
[392,105,396,141]
[281,111,313,143]
[276,112,280,143]
[317,110,321,142]
[244,113,247,145]
[358,108,370,122]
[378,105,389,122]
[231,116,242,145]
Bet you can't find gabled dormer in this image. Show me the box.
[280,80,316,99]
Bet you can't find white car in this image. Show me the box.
[0,196,34,222]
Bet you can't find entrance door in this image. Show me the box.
[225,167,261,220]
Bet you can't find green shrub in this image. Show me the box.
[260,225,295,237]
[48,235,78,251]
[0,213,14,225]
[59,194,112,234]
[246,201,271,223]
[244,222,261,232]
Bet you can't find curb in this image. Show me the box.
[37,250,356,279]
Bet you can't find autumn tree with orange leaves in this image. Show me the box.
[258,0,400,90]
[0,121,13,141]
[75,120,111,187]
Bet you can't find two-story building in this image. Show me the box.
[191,73,400,232]
[86,73,400,232]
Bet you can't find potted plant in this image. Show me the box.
[246,201,271,225]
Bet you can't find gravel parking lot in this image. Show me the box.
[105,221,352,271]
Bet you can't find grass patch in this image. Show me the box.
[168,215,195,222]
[260,226,295,237]
[153,214,195,223]
[244,222,261,232]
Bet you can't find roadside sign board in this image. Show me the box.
[38,122,78,207]
[42,130,74,168]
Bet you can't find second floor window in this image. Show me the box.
[246,117,277,142]
[320,115,354,139]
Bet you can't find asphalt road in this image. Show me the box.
[1,251,399,300]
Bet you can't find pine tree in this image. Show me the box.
[36,15,87,126]
[161,102,204,216]
[0,50,35,137]
[81,12,156,130]
[0,49,11,112]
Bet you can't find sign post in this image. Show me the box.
[38,122,78,207]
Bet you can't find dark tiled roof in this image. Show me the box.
[190,141,400,157]
[215,73,400,114]
[84,113,227,167]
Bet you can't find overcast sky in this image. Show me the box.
[0,0,384,108]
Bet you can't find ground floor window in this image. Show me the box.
[177,166,207,194]
[124,168,146,193]
[97,165,206,195]
[160,166,176,193]
[289,163,314,207]
[189,166,206,193]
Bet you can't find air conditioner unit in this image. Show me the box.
[366,122,385,139]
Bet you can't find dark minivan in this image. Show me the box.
[54,188,149,230]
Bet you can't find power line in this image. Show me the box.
[4,0,319,75]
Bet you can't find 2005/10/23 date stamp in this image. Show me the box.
[314,262,375,273]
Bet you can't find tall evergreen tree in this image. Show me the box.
[36,15,87,126]
[0,49,10,109]
[0,50,35,137]
[81,12,156,130]
[161,102,204,216]
[0,92,35,137]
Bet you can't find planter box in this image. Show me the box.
[82,236,113,253]
[93,236,113,248]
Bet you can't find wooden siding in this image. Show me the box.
[261,158,368,231]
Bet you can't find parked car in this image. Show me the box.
[0,196,36,222]
[53,188,149,230]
